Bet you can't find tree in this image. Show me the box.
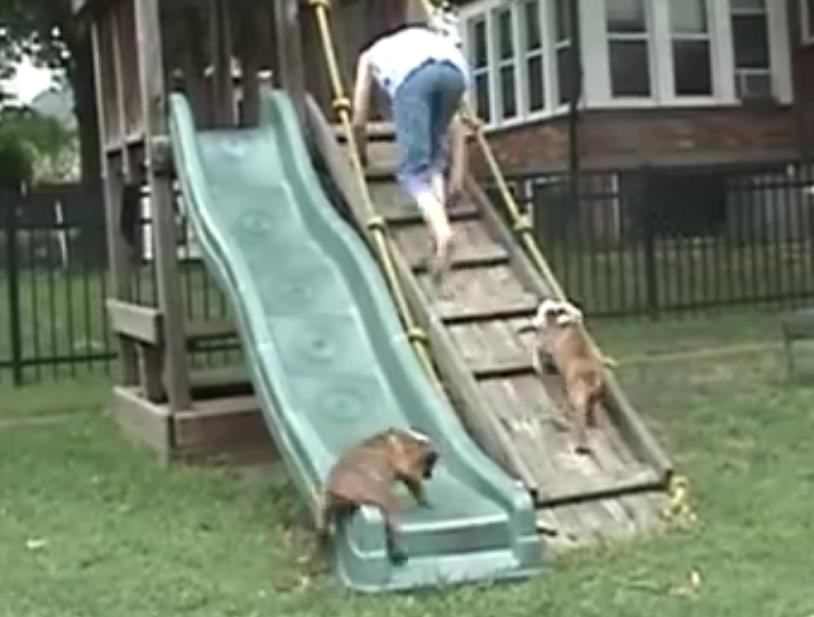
[0,0,100,187]
[1,106,79,182]
[0,132,33,191]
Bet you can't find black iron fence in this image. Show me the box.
[0,183,240,386]
[3,159,814,384]
[495,158,814,318]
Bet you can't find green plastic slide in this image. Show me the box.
[168,89,542,592]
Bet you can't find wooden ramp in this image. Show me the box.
[307,105,673,548]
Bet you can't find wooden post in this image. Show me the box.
[274,0,306,124]
[236,1,262,126]
[92,18,139,386]
[210,0,236,126]
[179,7,212,127]
[135,0,193,411]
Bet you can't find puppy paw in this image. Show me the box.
[389,547,409,566]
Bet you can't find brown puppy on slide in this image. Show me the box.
[519,299,609,455]
[316,427,439,564]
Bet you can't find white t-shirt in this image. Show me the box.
[364,27,471,98]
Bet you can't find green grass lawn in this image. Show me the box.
[1,309,813,616]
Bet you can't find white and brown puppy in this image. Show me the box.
[519,299,609,455]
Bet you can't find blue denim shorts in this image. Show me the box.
[391,60,466,198]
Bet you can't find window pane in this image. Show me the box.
[470,18,488,68]
[607,0,647,33]
[475,73,491,122]
[555,0,571,42]
[524,0,542,50]
[732,15,769,68]
[496,8,514,60]
[527,55,545,111]
[731,0,764,10]
[670,0,708,34]
[609,40,651,96]
[500,66,517,118]
[557,45,574,103]
[673,40,712,95]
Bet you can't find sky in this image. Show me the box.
[2,56,56,104]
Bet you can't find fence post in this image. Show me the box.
[3,197,24,385]
[640,166,660,320]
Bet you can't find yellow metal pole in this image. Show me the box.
[307,0,437,382]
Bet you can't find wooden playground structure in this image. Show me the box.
[74,0,681,551]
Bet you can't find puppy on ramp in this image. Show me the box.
[519,299,612,455]
[315,427,439,564]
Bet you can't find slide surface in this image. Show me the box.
[168,90,541,593]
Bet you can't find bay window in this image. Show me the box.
[459,0,791,127]
[606,0,652,97]
[669,0,713,96]
[730,0,771,99]
[802,0,814,44]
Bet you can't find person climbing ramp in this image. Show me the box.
[350,5,472,289]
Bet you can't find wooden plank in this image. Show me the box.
[476,377,559,496]
[113,386,172,464]
[135,0,193,412]
[173,395,277,464]
[189,366,252,393]
[178,6,212,127]
[210,0,236,126]
[107,299,163,344]
[139,342,165,403]
[274,0,306,124]
[334,121,394,140]
[393,220,509,268]
[185,318,236,341]
[110,1,132,175]
[92,12,139,387]
[418,265,538,323]
[466,175,673,480]
[236,1,262,126]
[435,298,539,324]
[386,203,480,226]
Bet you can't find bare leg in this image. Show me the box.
[415,189,454,288]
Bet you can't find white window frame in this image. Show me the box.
[604,0,655,101]
[459,0,570,130]
[730,0,772,100]
[467,15,491,124]
[667,0,716,100]
[590,0,790,109]
[491,4,520,122]
[458,0,792,128]
[519,0,547,115]
[802,0,814,45]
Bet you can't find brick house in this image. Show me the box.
[449,0,814,248]
[455,0,813,172]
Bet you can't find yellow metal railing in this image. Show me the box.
[307,0,438,384]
